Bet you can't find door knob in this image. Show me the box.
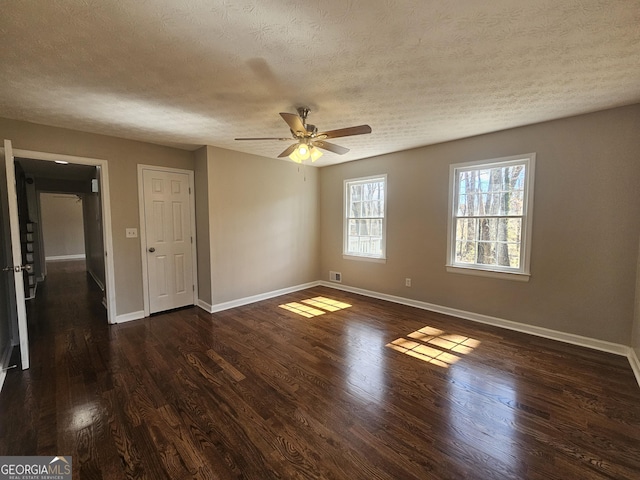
[2,265,31,272]
[148,247,155,253]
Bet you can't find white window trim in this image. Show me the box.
[446,153,535,281]
[343,174,387,262]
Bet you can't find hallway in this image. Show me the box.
[27,260,106,341]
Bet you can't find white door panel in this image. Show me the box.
[142,169,194,314]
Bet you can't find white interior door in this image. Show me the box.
[1,140,29,369]
[142,168,194,314]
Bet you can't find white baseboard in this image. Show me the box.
[200,281,322,314]
[197,299,213,312]
[45,254,86,262]
[115,310,145,324]
[319,281,630,357]
[88,269,105,292]
[0,341,15,394]
[629,348,640,388]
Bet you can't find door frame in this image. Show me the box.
[137,164,198,317]
[11,148,116,324]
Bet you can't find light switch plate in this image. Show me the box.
[126,228,138,238]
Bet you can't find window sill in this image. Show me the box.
[446,265,530,282]
[343,254,387,264]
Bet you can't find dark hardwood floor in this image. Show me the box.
[1,261,640,479]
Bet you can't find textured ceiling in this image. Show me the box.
[1,1,639,166]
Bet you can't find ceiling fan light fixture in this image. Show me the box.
[289,142,312,163]
[289,151,303,163]
[310,146,323,162]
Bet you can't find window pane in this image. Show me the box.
[474,241,520,268]
[371,200,383,217]
[458,193,478,216]
[370,219,382,236]
[489,193,504,215]
[350,201,362,218]
[345,235,383,256]
[476,242,496,266]
[351,184,362,202]
[455,241,476,264]
[507,190,524,215]
[348,220,358,235]
[351,219,383,236]
[361,181,384,202]
[457,163,527,217]
[507,243,521,268]
[455,218,477,242]
[456,194,468,216]
[505,218,521,243]
[455,218,521,268]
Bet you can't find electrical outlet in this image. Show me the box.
[330,271,342,283]
[405,278,411,287]
[126,228,138,238]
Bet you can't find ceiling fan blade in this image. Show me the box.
[317,125,372,139]
[235,137,291,141]
[278,143,298,158]
[280,113,306,136]
[312,140,350,155]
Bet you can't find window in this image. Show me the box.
[447,154,535,280]
[344,175,387,261]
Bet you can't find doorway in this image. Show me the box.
[8,147,115,323]
[15,157,107,311]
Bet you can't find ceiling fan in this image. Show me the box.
[235,107,372,163]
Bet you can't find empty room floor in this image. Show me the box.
[1,261,639,479]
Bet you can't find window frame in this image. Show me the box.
[446,153,535,281]
[343,174,388,263]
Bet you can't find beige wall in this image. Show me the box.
[0,118,194,316]
[320,105,640,345]
[40,193,85,259]
[205,146,320,305]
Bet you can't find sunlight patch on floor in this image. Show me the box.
[279,296,352,318]
[386,325,480,368]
